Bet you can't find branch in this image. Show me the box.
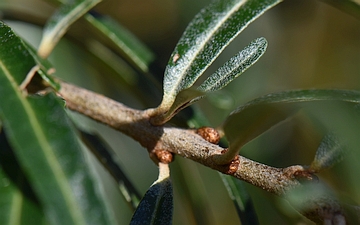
[58,81,299,193]
[57,81,355,224]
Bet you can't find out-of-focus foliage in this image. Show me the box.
[0,0,359,224]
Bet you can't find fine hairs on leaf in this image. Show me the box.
[156,37,268,124]
[198,37,267,92]
[156,0,283,118]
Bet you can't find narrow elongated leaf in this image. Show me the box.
[220,174,259,225]
[23,41,60,90]
[79,130,141,210]
[130,179,172,225]
[223,89,360,153]
[38,0,102,58]
[160,0,282,110]
[130,163,173,225]
[84,13,155,73]
[0,131,46,225]
[0,170,45,225]
[84,40,161,107]
[0,94,115,225]
[0,22,114,225]
[152,37,267,124]
[310,133,346,172]
[198,37,267,92]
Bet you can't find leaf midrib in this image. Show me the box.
[0,61,85,225]
[47,0,100,37]
[84,15,148,72]
[40,0,101,56]
[166,0,247,98]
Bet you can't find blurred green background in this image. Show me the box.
[1,0,360,224]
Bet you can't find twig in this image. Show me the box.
[58,81,300,194]
[57,81,356,224]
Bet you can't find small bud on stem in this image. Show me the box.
[196,127,220,144]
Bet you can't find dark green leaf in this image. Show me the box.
[0,22,114,225]
[159,0,282,110]
[130,178,173,225]
[23,41,60,90]
[84,13,155,73]
[0,94,114,225]
[37,69,60,90]
[223,89,360,153]
[0,132,46,225]
[79,130,141,210]
[130,165,173,225]
[153,37,267,124]
[83,39,161,107]
[198,37,267,92]
[220,174,259,225]
[38,0,102,58]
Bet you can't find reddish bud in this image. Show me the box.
[227,155,240,174]
[196,127,220,144]
[150,149,174,164]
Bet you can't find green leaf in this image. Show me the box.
[23,41,60,90]
[79,130,141,210]
[0,94,114,225]
[85,39,138,86]
[222,89,360,153]
[153,37,267,124]
[0,170,45,225]
[130,164,173,225]
[310,133,346,173]
[0,132,47,225]
[130,178,173,225]
[198,37,267,92]
[160,0,282,110]
[38,0,102,58]
[220,174,259,225]
[0,22,114,225]
[84,13,155,73]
